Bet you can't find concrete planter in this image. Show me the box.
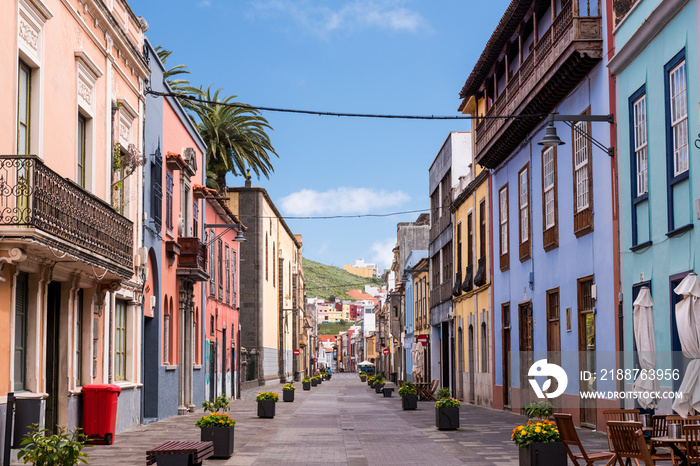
[283,390,295,402]
[382,388,394,397]
[257,400,276,419]
[518,442,567,466]
[375,384,385,394]
[360,375,366,382]
[311,379,318,387]
[302,382,311,390]
[200,426,234,459]
[435,407,459,430]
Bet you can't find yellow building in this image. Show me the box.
[412,257,431,382]
[451,144,492,406]
[343,259,380,279]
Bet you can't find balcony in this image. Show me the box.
[474,1,602,168]
[0,155,133,277]
[177,237,209,281]
[429,281,453,309]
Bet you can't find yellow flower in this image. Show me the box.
[535,427,541,433]
[519,430,526,435]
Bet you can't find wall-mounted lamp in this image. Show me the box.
[538,113,615,157]
[204,222,247,242]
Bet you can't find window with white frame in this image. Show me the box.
[115,300,127,381]
[519,167,529,243]
[669,60,688,176]
[574,121,590,212]
[633,94,648,195]
[225,243,230,303]
[17,61,31,155]
[543,148,555,228]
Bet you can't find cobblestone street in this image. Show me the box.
[47,373,611,465]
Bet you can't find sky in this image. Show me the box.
[130,0,510,270]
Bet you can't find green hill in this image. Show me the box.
[302,257,383,301]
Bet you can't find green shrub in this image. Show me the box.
[435,387,452,400]
[17,424,89,466]
[398,382,417,396]
[435,397,461,409]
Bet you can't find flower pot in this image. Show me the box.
[360,375,366,382]
[435,407,459,430]
[402,394,418,410]
[375,384,385,394]
[367,380,372,386]
[200,425,234,459]
[283,390,295,402]
[302,382,311,391]
[382,388,394,397]
[257,399,276,418]
[311,379,318,387]
[518,442,567,466]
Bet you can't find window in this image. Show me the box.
[518,164,531,261]
[192,201,199,238]
[231,249,237,305]
[633,94,648,196]
[542,147,558,250]
[225,243,230,303]
[14,272,28,391]
[498,185,509,270]
[151,147,162,229]
[165,172,174,232]
[467,212,474,270]
[574,122,590,212]
[115,300,127,381]
[77,115,86,187]
[218,238,224,300]
[209,229,215,296]
[479,199,486,260]
[456,221,463,273]
[441,242,451,285]
[265,237,268,281]
[18,61,31,155]
[669,60,688,176]
[273,243,276,287]
[573,114,594,236]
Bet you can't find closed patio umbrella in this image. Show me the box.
[411,342,424,381]
[632,287,659,409]
[672,273,700,417]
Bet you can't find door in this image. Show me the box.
[578,276,596,428]
[457,326,464,400]
[502,303,511,409]
[45,282,61,434]
[222,328,227,397]
[209,340,216,400]
[547,289,562,411]
[519,302,533,413]
[441,322,450,389]
[468,325,475,403]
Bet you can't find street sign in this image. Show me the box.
[416,334,429,346]
[293,349,300,356]
[314,358,317,363]
[382,348,389,355]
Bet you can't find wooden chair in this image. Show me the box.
[650,415,668,455]
[608,421,667,466]
[684,424,700,465]
[553,413,617,465]
[604,410,640,450]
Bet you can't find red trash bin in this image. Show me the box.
[81,384,121,445]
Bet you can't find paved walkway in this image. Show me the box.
[17,373,611,465]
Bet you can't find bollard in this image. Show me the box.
[3,392,14,466]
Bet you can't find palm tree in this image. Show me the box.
[190,87,277,191]
[154,46,201,113]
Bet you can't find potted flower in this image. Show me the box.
[373,374,385,394]
[282,383,296,402]
[311,375,319,387]
[256,392,279,418]
[197,394,235,459]
[315,372,323,384]
[17,424,89,466]
[302,376,311,390]
[435,387,460,430]
[398,381,418,410]
[513,402,565,466]
[359,371,367,382]
[367,375,375,387]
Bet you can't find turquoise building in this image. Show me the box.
[608,0,699,411]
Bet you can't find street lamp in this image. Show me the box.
[538,113,615,157]
[203,222,247,241]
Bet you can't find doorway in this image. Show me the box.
[518,302,533,413]
[209,340,216,400]
[547,289,561,411]
[441,321,450,389]
[502,303,511,409]
[45,282,61,434]
[578,276,596,428]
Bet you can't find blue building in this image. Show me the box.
[608,0,699,412]
[459,0,618,428]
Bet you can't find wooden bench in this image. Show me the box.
[146,440,214,465]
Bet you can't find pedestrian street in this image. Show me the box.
[71,373,609,465]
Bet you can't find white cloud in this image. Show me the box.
[251,0,427,38]
[198,0,212,7]
[370,237,395,269]
[280,187,410,216]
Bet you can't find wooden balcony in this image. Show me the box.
[177,237,209,281]
[429,281,453,309]
[429,213,451,243]
[474,2,603,168]
[0,155,133,278]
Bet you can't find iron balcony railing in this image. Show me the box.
[0,155,133,268]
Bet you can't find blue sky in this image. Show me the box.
[131,0,509,269]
